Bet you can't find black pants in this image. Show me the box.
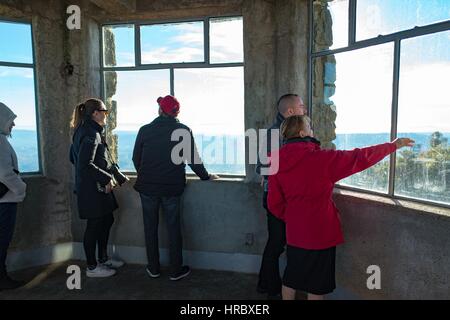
[83,212,114,268]
[0,203,17,276]
[140,193,182,275]
[258,192,286,295]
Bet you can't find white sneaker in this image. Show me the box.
[86,265,116,278]
[101,259,125,269]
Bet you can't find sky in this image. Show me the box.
[325,0,450,134]
[0,4,449,135]
[0,21,36,130]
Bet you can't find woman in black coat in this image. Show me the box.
[70,98,126,278]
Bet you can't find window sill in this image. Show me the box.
[186,175,245,183]
[115,173,246,183]
[333,187,450,218]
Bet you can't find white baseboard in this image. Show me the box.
[8,242,276,274]
[6,242,75,272]
[72,242,280,274]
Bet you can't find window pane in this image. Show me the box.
[356,0,450,41]
[0,21,33,64]
[312,43,394,192]
[174,67,245,175]
[395,31,450,204]
[104,70,170,171]
[103,25,135,67]
[210,17,243,63]
[140,21,204,64]
[313,0,348,52]
[0,66,39,172]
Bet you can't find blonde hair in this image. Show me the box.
[70,98,104,129]
[280,115,311,140]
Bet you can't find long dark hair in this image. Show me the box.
[70,98,104,129]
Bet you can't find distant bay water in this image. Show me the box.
[8,130,449,174]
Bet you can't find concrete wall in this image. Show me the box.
[0,0,101,252]
[333,190,450,299]
[1,0,449,300]
[1,0,73,252]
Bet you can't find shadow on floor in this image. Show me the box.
[0,260,303,300]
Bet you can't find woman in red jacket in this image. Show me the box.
[267,115,414,300]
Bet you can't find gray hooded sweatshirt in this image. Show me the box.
[0,102,26,203]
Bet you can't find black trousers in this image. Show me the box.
[0,203,17,276]
[258,191,286,295]
[140,193,182,275]
[83,212,114,268]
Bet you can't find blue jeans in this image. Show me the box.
[0,203,18,275]
[140,194,183,275]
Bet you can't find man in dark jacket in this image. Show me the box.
[255,94,307,299]
[133,95,218,281]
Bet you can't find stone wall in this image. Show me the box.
[312,0,337,149]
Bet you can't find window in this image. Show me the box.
[395,31,450,204]
[140,21,204,64]
[101,17,244,175]
[103,25,135,67]
[313,0,349,51]
[356,0,450,41]
[0,20,40,173]
[310,0,450,206]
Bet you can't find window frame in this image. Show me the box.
[308,0,450,208]
[0,17,42,175]
[100,15,245,177]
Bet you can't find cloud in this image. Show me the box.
[209,18,243,63]
[0,67,33,78]
[141,46,204,64]
[170,23,203,45]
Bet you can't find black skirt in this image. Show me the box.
[282,245,336,295]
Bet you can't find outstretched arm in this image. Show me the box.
[186,129,210,180]
[324,138,414,183]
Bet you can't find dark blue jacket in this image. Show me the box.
[132,115,209,196]
[256,112,285,192]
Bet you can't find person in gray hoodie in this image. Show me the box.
[0,102,26,290]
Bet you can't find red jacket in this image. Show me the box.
[267,137,397,250]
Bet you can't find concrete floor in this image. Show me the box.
[0,260,272,300]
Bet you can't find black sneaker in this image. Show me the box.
[146,266,160,278]
[0,274,25,291]
[169,266,191,281]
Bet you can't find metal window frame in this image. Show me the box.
[0,18,42,175]
[99,15,245,176]
[308,0,450,209]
